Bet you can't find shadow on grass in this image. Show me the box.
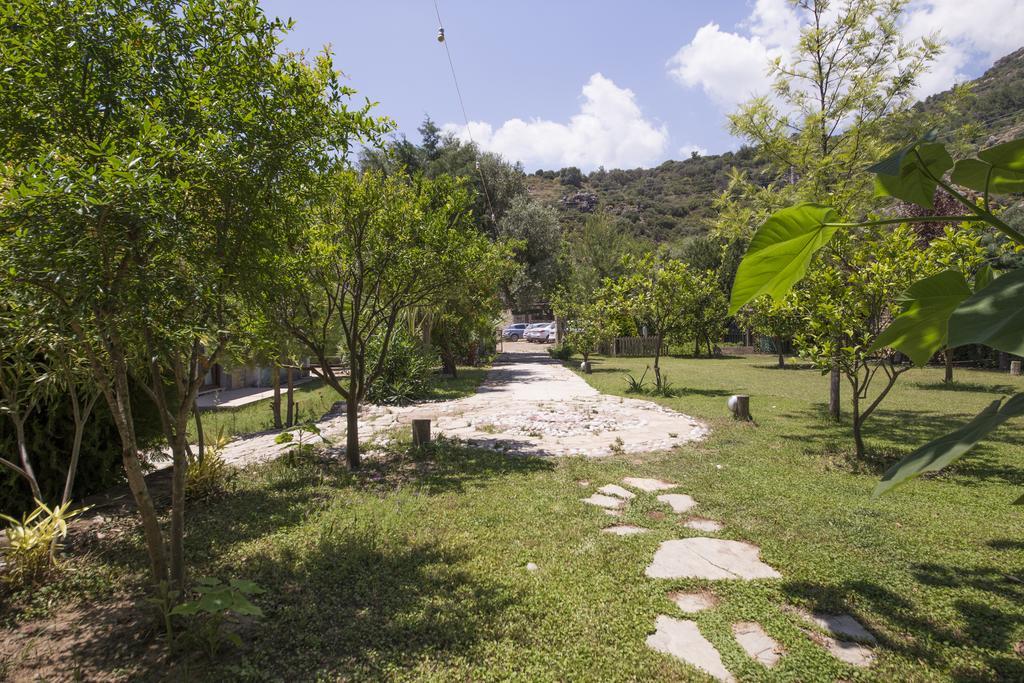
[235,530,523,680]
[777,405,1024,485]
[782,572,1024,679]
[752,363,817,371]
[910,380,1019,394]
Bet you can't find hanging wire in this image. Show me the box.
[432,0,498,225]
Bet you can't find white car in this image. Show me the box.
[525,322,556,343]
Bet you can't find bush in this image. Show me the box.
[186,429,234,500]
[365,327,433,406]
[0,499,85,587]
[548,343,574,361]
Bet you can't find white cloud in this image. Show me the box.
[903,0,1024,97]
[679,143,708,158]
[442,73,668,171]
[667,0,1024,107]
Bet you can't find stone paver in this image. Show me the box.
[598,484,636,500]
[657,493,697,514]
[622,477,677,492]
[220,343,707,466]
[684,518,724,532]
[646,538,782,580]
[602,525,648,536]
[732,622,783,668]
[669,591,719,613]
[805,630,876,667]
[582,493,626,510]
[795,610,877,644]
[647,616,734,682]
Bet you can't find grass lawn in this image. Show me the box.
[190,368,490,442]
[2,354,1023,681]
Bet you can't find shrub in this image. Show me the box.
[0,499,86,587]
[365,326,433,405]
[186,429,234,500]
[548,343,574,361]
[624,368,650,394]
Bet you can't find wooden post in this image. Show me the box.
[1011,360,1022,376]
[412,419,431,447]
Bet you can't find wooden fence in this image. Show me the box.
[597,336,667,358]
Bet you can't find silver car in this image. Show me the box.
[525,322,556,343]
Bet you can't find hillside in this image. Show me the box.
[528,47,1024,243]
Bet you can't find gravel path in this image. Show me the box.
[220,342,708,466]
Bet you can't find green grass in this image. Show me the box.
[190,368,489,441]
[4,355,1024,680]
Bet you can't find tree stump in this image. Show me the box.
[728,395,751,421]
[412,419,431,447]
[1011,361,1022,376]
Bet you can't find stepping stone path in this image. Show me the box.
[580,476,878,678]
[597,484,636,499]
[581,493,626,510]
[602,525,648,536]
[732,622,783,668]
[669,591,718,613]
[684,517,724,532]
[647,616,734,682]
[656,493,697,514]
[621,477,677,492]
[646,538,782,580]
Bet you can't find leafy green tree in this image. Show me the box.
[683,269,728,357]
[605,253,693,389]
[0,0,379,591]
[727,131,1024,497]
[737,296,803,368]
[498,196,564,309]
[271,171,498,469]
[564,213,643,295]
[724,0,941,419]
[551,293,609,373]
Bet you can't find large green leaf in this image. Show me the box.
[874,394,1024,498]
[727,203,840,315]
[948,267,1024,355]
[950,138,1024,194]
[872,142,953,208]
[869,270,972,366]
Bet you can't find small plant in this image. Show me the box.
[0,499,87,586]
[171,577,265,657]
[280,419,330,464]
[187,428,234,500]
[624,368,649,394]
[651,376,676,397]
[274,430,294,444]
[609,437,626,456]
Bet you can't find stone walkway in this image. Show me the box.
[582,477,878,680]
[220,342,707,466]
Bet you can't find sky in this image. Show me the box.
[259,0,1024,172]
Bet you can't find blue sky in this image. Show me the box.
[260,0,1023,172]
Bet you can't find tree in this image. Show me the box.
[606,253,693,390]
[0,0,380,592]
[726,131,1024,497]
[551,295,608,373]
[683,269,728,357]
[737,296,803,367]
[564,213,643,295]
[498,196,564,309]
[726,0,940,420]
[272,171,498,469]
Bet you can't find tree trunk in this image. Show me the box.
[62,392,98,506]
[944,348,954,384]
[775,336,784,368]
[286,365,295,426]
[828,367,841,421]
[441,349,457,378]
[193,399,205,463]
[168,429,188,593]
[653,335,663,389]
[345,392,360,470]
[13,419,42,501]
[851,384,865,459]
[271,362,282,429]
[107,369,168,586]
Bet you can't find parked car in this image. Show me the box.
[501,322,530,341]
[525,322,556,343]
